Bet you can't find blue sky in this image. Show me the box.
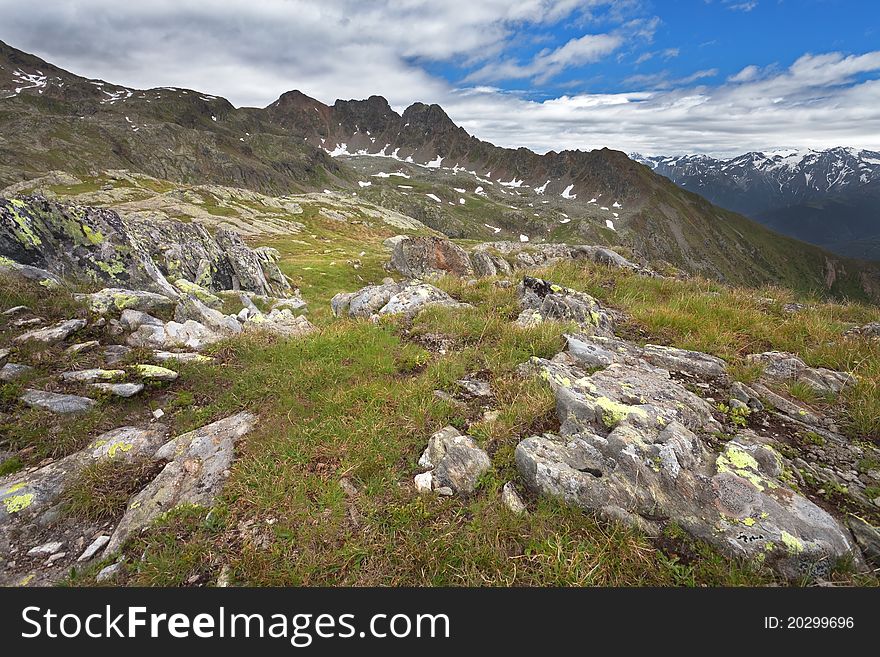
[2,0,880,155]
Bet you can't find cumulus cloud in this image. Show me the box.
[0,1,879,156]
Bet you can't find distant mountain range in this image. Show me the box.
[2,38,879,301]
[633,148,880,262]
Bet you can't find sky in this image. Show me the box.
[1,0,879,156]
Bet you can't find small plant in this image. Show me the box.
[61,459,163,523]
[802,431,826,446]
[0,455,23,477]
[717,402,750,428]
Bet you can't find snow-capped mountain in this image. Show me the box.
[633,148,880,261]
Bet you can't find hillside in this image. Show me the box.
[2,194,880,587]
[1,39,879,302]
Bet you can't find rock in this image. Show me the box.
[271,296,308,312]
[0,425,168,557]
[103,345,132,365]
[414,471,434,494]
[729,398,750,412]
[243,308,315,338]
[433,390,468,411]
[3,305,29,316]
[470,251,513,278]
[173,279,222,308]
[65,340,101,356]
[78,288,176,315]
[0,347,9,365]
[13,319,86,345]
[77,535,110,562]
[27,541,64,557]
[501,482,527,515]
[390,236,474,278]
[845,322,880,339]
[103,412,256,556]
[730,381,764,412]
[382,235,409,250]
[456,377,492,398]
[13,317,43,328]
[749,382,824,428]
[91,382,144,398]
[60,369,125,384]
[642,344,728,379]
[564,333,641,368]
[847,516,880,568]
[20,389,96,414]
[152,408,165,420]
[119,309,164,331]
[516,277,614,336]
[2,196,293,297]
[417,426,490,495]
[747,352,854,395]
[0,258,63,288]
[0,362,33,382]
[132,364,178,382]
[127,318,222,351]
[382,284,468,317]
[174,295,241,336]
[516,350,861,581]
[334,281,467,319]
[96,560,124,583]
[152,351,214,364]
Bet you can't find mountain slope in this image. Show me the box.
[635,148,880,261]
[1,39,879,301]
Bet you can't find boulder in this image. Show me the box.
[516,277,614,336]
[243,309,315,338]
[746,352,854,394]
[174,295,241,336]
[1,196,293,298]
[127,318,223,351]
[90,382,144,398]
[173,279,222,308]
[642,344,728,379]
[103,412,256,556]
[416,426,491,495]
[516,347,862,581]
[78,288,176,315]
[333,281,467,319]
[390,236,474,278]
[20,389,96,414]
[60,368,125,384]
[470,251,513,278]
[0,362,33,382]
[131,364,178,382]
[0,425,168,557]
[13,319,86,345]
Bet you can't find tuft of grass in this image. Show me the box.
[60,458,164,523]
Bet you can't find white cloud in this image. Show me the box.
[1,2,879,156]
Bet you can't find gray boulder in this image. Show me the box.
[103,412,256,556]
[416,426,491,495]
[0,362,33,382]
[516,277,614,336]
[516,349,862,581]
[20,389,96,414]
[13,319,86,345]
[78,288,176,315]
[746,351,854,394]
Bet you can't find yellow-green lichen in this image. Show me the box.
[593,396,648,428]
[3,493,35,513]
[81,224,104,245]
[716,444,779,492]
[107,441,134,458]
[780,531,804,554]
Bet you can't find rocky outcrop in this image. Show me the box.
[104,412,256,556]
[383,235,655,282]
[389,236,474,278]
[515,276,615,336]
[77,288,176,315]
[0,196,292,298]
[515,331,865,581]
[746,351,854,395]
[332,280,469,320]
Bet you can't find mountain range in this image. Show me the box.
[1,38,879,301]
[634,148,880,261]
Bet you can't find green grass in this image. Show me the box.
[60,458,164,523]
